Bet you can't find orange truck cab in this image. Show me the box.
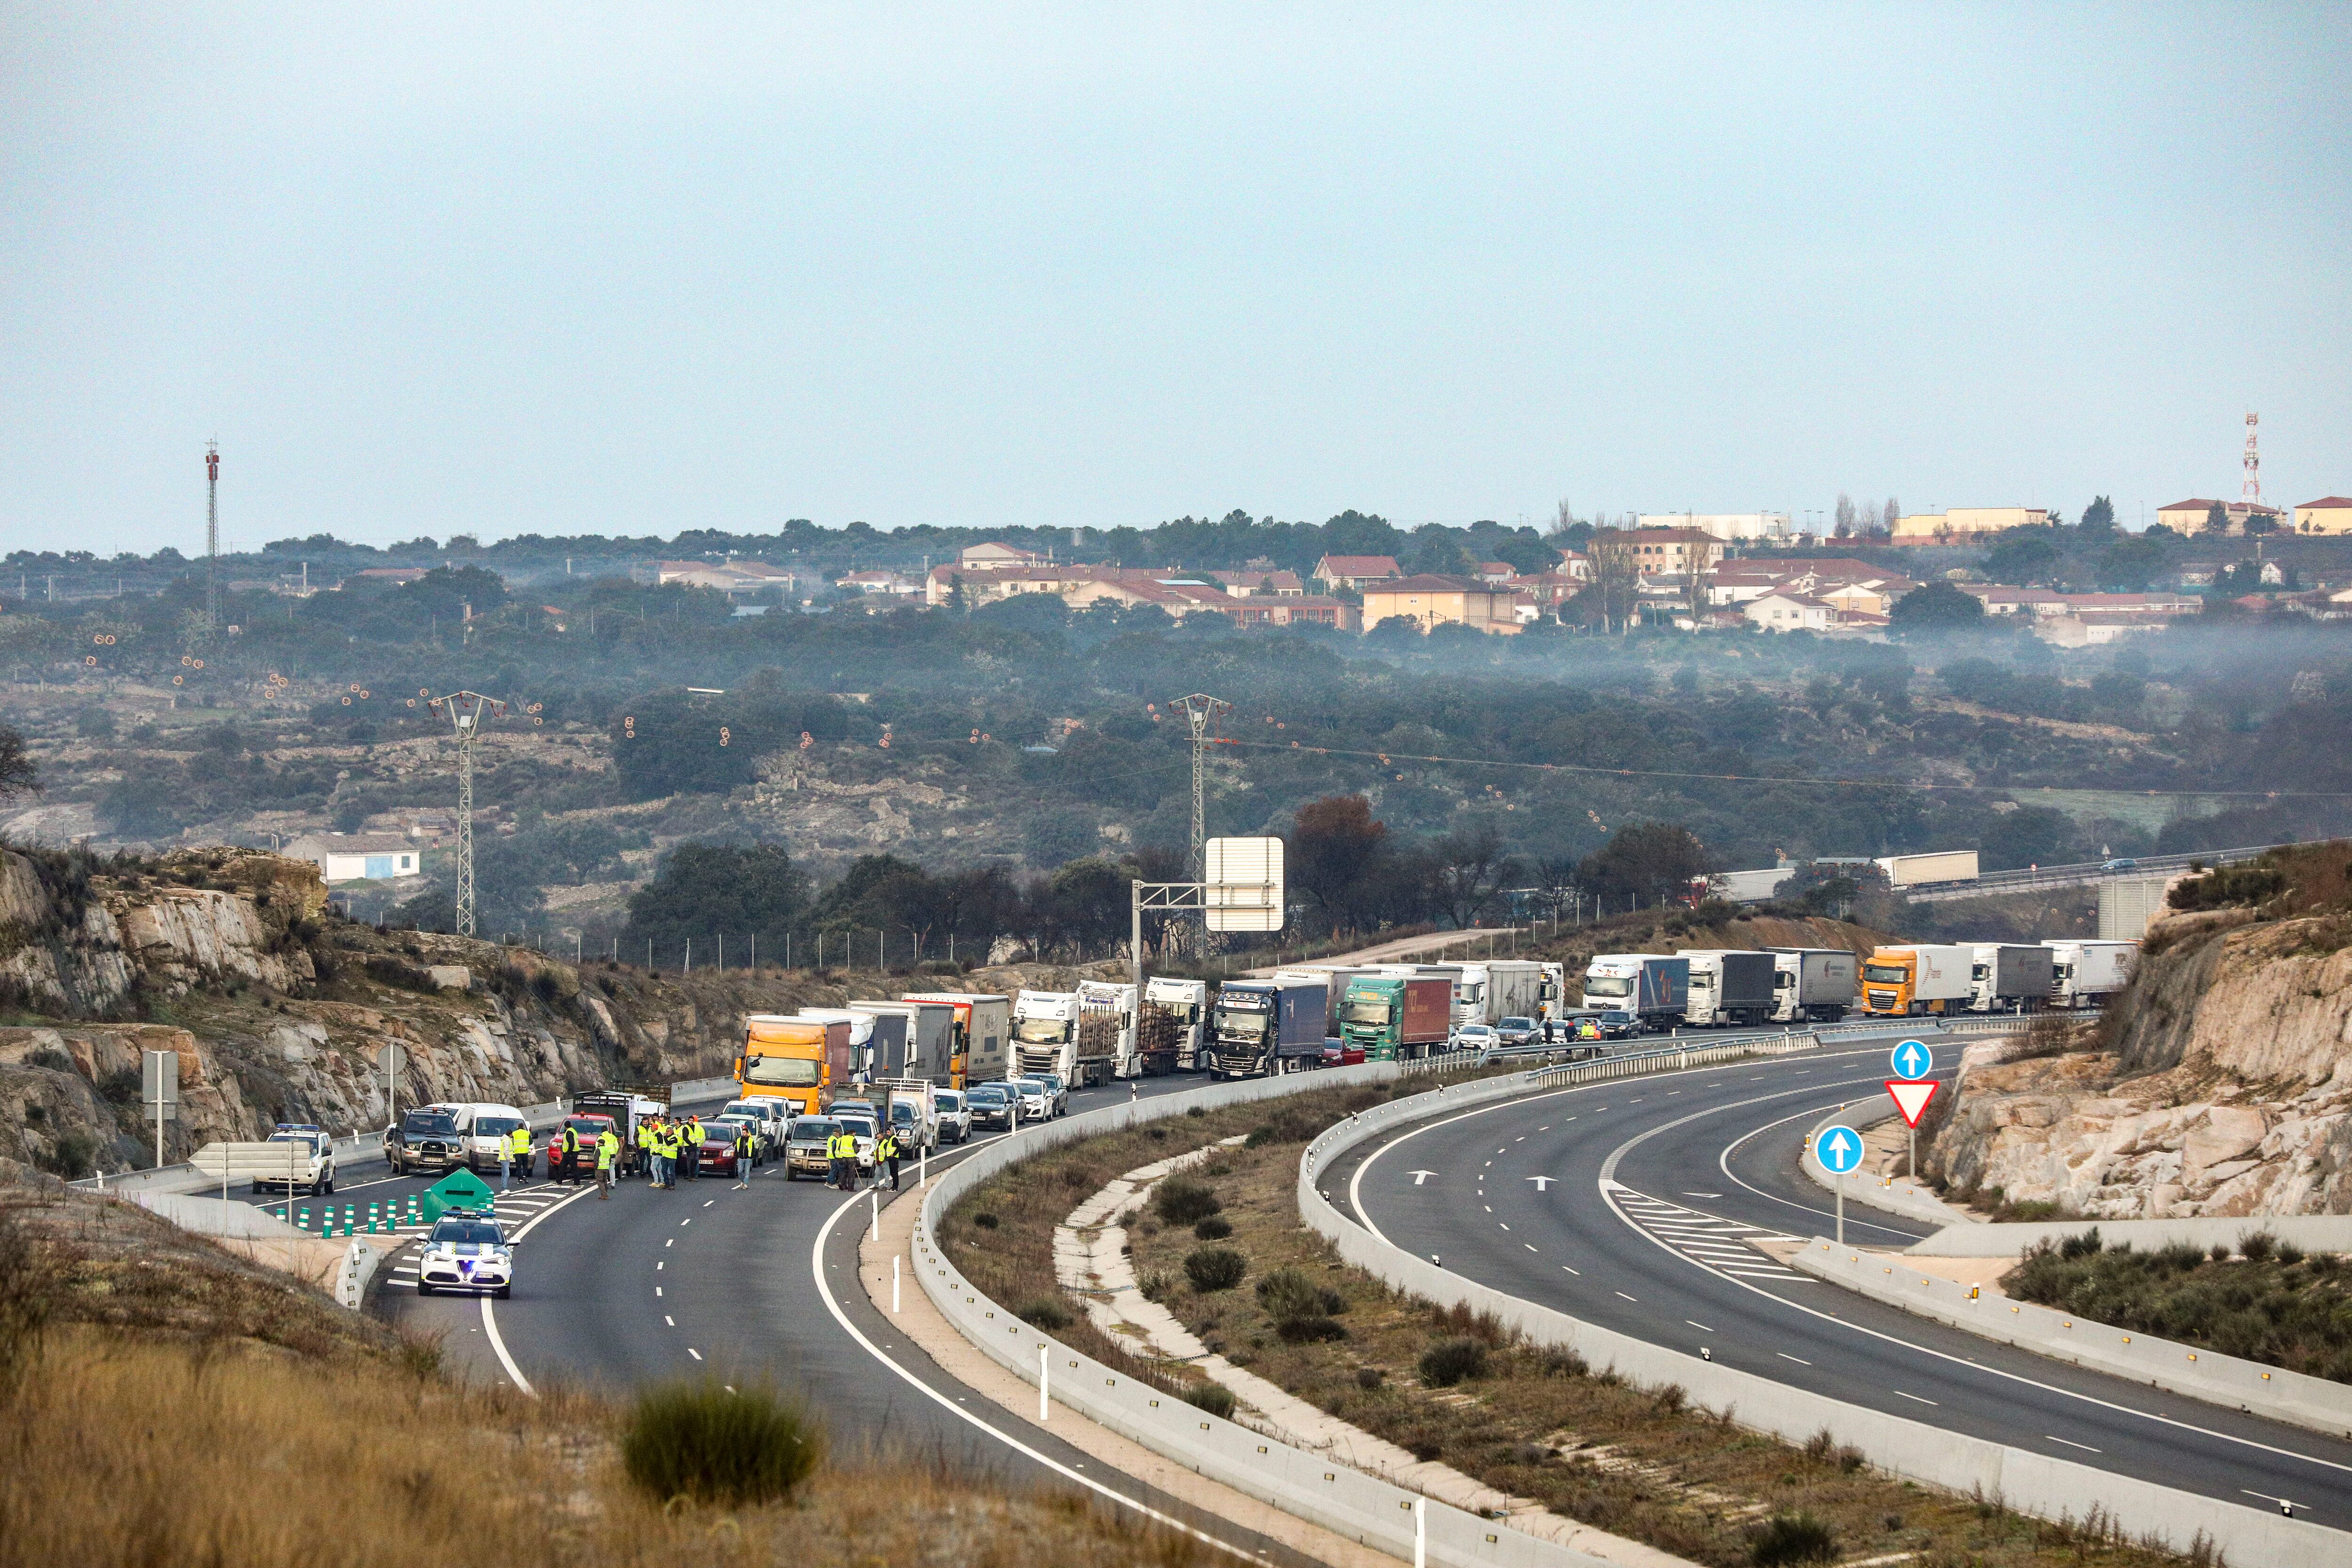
[736,1014,850,1117]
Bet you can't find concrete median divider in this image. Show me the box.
[1298,1069,2348,1566]
[918,1036,1849,1568]
[1787,1237,2352,1439]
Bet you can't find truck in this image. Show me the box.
[899,991,1010,1087]
[1581,954,1690,1031]
[1472,959,1549,1026]
[849,999,957,1082]
[1873,850,1980,889]
[1077,979,1141,1082]
[736,1014,850,1117]
[2042,939,2137,1008]
[1272,966,1377,1042]
[1009,988,1081,1081]
[870,1077,940,1151]
[791,1008,879,1076]
[1137,976,1211,1072]
[1766,948,1858,1023]
[1858,945,1973,1016]
[572,1088,667,1174]
[1711,866,1797,902]
[1966,943,2056,1012]
[1207,977,1328,1078]
[1336,973,1453,1062]
[1681,949,1777,1027]
[1538,962,1568,1021]
[1369,963,1466,1030]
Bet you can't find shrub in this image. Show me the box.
[1184,1246,1247,1292]
[1355,1367,1384,1389]
[1017,1298,1073,1331]
[23,1047,71,1073]
[972,1212,999,1230]
[1182,1381,1236,1418]
[1155,1177,1222,1226]
[34,1132,96,1181]
[2058,1227,2102,1260]
[1192,1216,1232,1241]
[1651,1382,1687,1415]
[2240,1230,2275,1262]
[1802,1427,1864,1472]
[95,1067,141,1105]
[620,1379,825,1507]
[1417,1337,1488,1388]
[1254,1266,1323,1323]
[1748,1511,1838,1566]
[1536,1346,1589,1379]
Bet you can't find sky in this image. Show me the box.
[3,3,2348,556]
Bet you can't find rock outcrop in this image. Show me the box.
[1926,887,2352,1219]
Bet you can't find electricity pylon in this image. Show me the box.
[1171,692,1231,951]
[428,691,507,937]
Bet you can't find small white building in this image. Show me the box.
[283,833,424,884]
[1636,512,1791,541]
[1741,591,1833,631]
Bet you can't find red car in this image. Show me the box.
[545,1114,616,1183]
[685,1132,737,1178]
[1319,1041,1367,1067]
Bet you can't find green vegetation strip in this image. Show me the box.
[947,1082,2206,1568]
[2007,1229,2352,1384]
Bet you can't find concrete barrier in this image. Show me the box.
[334,1238,380,1310]
[1910,1216,2352,1258]
[1298,1067,2350,1566]
[1788,1237,2352,1439]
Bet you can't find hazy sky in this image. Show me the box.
[4,4,2347,555]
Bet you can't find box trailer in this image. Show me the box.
[849,1000,956,1083]
[1682,950,1777,1027]
[1581,954,1690,1031]
[1208,977,1327,1078]
[1273,966,1381,1041]
[1337,974,1454,1062]
[1966,944,2056,1012]
[1859,945,1973,1016]
[1476,960,1549,1026]
[1874,850,1980,889]
[899,992,1010,1087]
[1712,867,1797,902]
[2042,939,2137,1008]
[1767,948,1857,1023]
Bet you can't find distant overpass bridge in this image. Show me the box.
[1899,842,2294,907]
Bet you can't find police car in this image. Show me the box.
[414,1213,514,1299]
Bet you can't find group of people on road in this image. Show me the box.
[826,1126,905,1191]
[503,1121,623,1198]
[636,1113,711,1189]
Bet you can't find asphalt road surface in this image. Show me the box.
[1327,1036,2352,1531]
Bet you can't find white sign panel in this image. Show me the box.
[1204,835,1285,932]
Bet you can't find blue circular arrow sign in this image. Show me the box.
[1890,1039,1933,1081]
[1816,1123,1866,1175]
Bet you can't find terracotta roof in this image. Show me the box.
[1620,527,1721,544]
[1365,573,1504,595]
[2298,496,2352,509]
[2160,499,2226,511]
[1316,554,1401,576]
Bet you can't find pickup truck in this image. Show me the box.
[191,1127,338,1195]
[384,1106,464,1177]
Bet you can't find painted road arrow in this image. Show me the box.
[1886,1079,1940,1127]
[1526,1176,1555,1191]
[1409,1170,1437,1186]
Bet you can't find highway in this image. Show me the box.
[223,1075,1324,1566]
[1325,1034,2352,1531]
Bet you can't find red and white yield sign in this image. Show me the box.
[1885,1079,1939,1127]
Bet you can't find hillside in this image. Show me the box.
[1925,842,2352,1218]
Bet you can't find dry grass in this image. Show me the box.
[951,1087,2216,1568]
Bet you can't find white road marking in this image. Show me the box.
[1893,1390,1938,1406]
[1615,1291,1638,1302]
[665,1314,675,1326]
[2049,1436,2101,1453]
[687,1348,703,1361]
[1779,1353,1811,1365]
[1686,1320,1715,1332]
[655,1286,663,1297]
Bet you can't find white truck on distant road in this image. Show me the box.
[1681,950,1777,1027]
[1874,850,1980,888]
[2042,939,2137,1008]
[1076,979,1140,1082]
[1966,944,2057,1012]
[1138,977,1210,1072]
[1766,947,1857,1023]
[1010,989,1081,1081]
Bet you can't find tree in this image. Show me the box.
[2243,511,2278,537]
[1983,533,2061,584]
[97,775,178,839]
[622,843,811,967]
[1577,821,1713,905]
[1834,493,1857,536]
[1287,795,1387,932]
[1489,532,1557,578]
[1883,498,1901,531]
[2098,535,2165,591]
[1534,853,1581,923]
[1431,820,1518,929]
[1408,525,1474,577]
[2203,502,2230,536]
[0,725,36,803]
[1585,530,1642,632]
[1890,580,1986,629]
[2080,495,2116,533]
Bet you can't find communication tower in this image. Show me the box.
[205,441,220,630]
[428,691,508,937]
[2243,413,2263,507]
[1171,692,1232,951]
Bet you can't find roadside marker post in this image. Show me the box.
[1816,1122,1864,1244]
[1887,1042,1936,1182]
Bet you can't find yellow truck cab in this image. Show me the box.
[735,1014,849,1117]
[1859,944,1972,1017]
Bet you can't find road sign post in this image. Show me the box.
[140,1049,179,1170]
[1888,1041,1932,1180]
[1816,1122,1864,1244]
[379,1043,403,1131]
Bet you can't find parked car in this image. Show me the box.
[964,1084,1015,1131]
[1027,1073,1071,1116]
[886,1098,933,1153]
[709,1112,768,1166]
[1319,1039,1366,1067]
[783,1117,841,1180]
[452,1103,530,1176]
[1494,1016,1540,1047]
[933,1088,973,1144]
[385,1105,464,1176]
[414,1213,513,1299]
[544,1115,616,1183]
[1594,1010,1640,1040]
[1451,1022,1500,1053]
[719,1098,791,1151]
[832,1113,880,1172]
[691,1129,741,1178]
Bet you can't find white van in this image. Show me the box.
[452,1102,529,1176]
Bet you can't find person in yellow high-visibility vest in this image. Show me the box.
[635,1116,654,1181]
[681,1115,705,1182]
[653,1118,680,1190]
[595,1126,620,1200]
[504,1123,531,1191]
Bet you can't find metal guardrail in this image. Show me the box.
[1900,841,2293,903]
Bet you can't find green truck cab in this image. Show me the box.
[1338,974,1454,1061]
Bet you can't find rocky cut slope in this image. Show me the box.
[1926,842,2352,1219]
[0,846,915,1179]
